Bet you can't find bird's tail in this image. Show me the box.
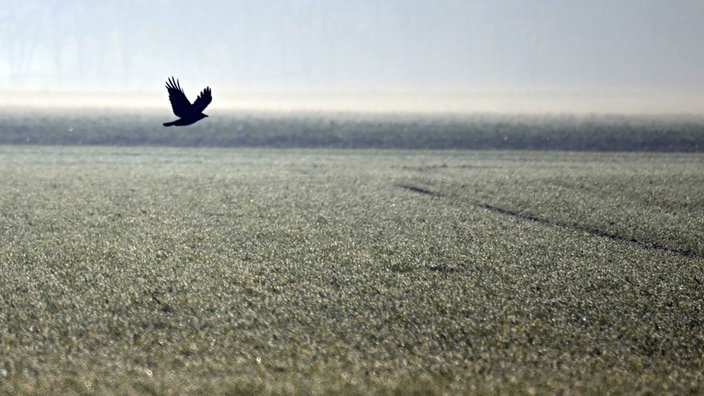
[163,121,176,127]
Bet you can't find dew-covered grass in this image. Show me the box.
[0,146,702,394]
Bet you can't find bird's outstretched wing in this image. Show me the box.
[191,86,212,114]
[165,76,192,118]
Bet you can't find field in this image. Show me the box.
[0,141,702,394]
[1,109,704,151]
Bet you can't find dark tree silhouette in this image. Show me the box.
[163,76,212,127]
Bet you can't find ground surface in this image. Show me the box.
[0,146,702,394]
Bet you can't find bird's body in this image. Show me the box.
[163,113,207,127]
[163,77,212,127]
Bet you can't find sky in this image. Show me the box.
[1,0,703,113]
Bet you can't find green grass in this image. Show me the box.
[0,146,702,394]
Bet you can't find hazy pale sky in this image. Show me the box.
[1,0,703,113]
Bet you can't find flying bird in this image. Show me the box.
[163,76,212,127]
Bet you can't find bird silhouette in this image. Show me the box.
[163,76,212,127]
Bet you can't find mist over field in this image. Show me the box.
[0,0,703,114]
[1,109,704,151]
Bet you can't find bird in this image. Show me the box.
[163,76,212,127]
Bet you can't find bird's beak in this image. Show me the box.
[204,114,209,117]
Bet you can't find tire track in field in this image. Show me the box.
[396,184,701,259]
[395,184,442,197]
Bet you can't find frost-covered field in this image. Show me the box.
[1,146,702,394]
